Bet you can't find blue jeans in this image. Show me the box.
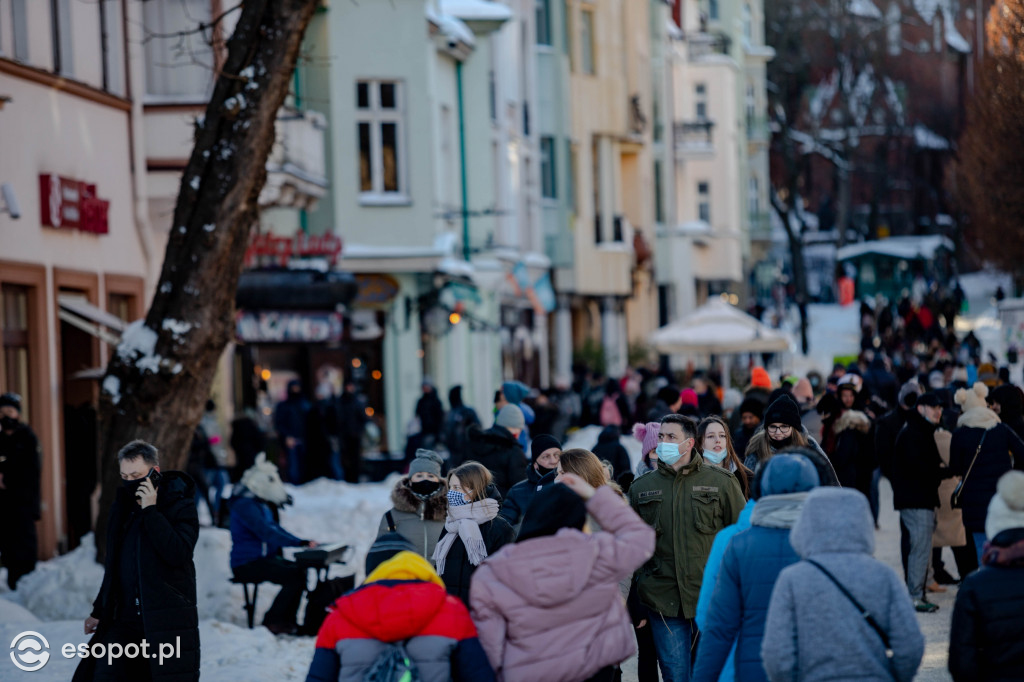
[973,531,987,566]
[650,615,694,682]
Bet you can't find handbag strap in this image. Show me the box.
[805,559,893,658]
[960,429,989,490]
[385,511,397,532]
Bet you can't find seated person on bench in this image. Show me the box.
[230,454,317,635]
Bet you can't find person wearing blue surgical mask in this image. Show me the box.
[697,416,752,499]
[628,415,746,682]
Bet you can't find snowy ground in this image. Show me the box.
[1,477,398,681]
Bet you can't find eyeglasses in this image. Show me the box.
[767,424,793,435]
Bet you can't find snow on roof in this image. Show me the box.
[836,235,954,261]
[913,123,950,150]
[913,0,940,23]
[667,17,684,40]
[426,6,476,47]
[438,0,513,22]
[945,20,971,53]
[848,0,882,19]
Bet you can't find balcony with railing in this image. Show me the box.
[674,120,715,156]
[259,108,329,210]
[687,33,731,61]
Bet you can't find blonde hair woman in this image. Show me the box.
[432,461,515,605]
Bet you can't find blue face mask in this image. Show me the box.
[656,442,682,466]
[703,448,728,465]
[447,489,470,507]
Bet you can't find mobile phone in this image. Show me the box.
[145,467,162,488]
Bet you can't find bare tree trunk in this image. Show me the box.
[771,189,810,354]
[95,0,320,557]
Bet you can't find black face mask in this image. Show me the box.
[410,479,442,497]
[534,463,555,477]
[0,416,18,431]
[770,435,793,449]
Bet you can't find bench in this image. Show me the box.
[230,577,262,629]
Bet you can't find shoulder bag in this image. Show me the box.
[950,430,988,509]
[806,559,896,675]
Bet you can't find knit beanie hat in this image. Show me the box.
[792,378,814,403]
[739,397,764,420]
[986,471,1024,539]
[530,434,561,463]
[496,404,526,430]
[365,532,418,575]
[517,483,587,542]
[680,388,699,407]
[723,388,743,412]
[502,381,530,405]
[954,382,990,413]
[632,421,661,456]
[0,392,21,411]
[750,367,772,389]
[759,454,820,497]
[763,394,802,429]
[409,449,444,478]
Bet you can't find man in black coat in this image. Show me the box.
[464,405,527,497]
[0,392,41,590]
[875,380,920,577]
[77,440,200,682]
[591,425,632,479]
[499,434,560,528]
[892,393,952,613]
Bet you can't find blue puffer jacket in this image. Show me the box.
[695,499,756,682]
[230,490,305,569]
[693,495,807,682]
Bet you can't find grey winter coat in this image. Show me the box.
[376,477,448,560]
[761,488,924,682]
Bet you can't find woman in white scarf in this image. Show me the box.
[432,462,516,605]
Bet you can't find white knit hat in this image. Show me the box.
[986,470,1024,539]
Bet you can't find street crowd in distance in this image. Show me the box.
[3,293,1024,681]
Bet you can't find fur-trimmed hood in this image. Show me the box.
[834,410,872,434]
[956,382,1001,430]
[391,477,448,521]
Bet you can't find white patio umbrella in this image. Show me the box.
[649,299,792,388]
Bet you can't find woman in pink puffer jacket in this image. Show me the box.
[469,473,655,682]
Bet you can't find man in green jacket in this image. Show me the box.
[629,414,745,682]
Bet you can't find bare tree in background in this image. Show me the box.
[955,0,1024,292]
[95,0,320,555]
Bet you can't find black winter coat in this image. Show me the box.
[591,426,632,479]
[949,528,1024,681]
[950,423,1024,532]
[891,411,947,510]
[465,425,527,497]
[874,408,909,480]
[438,512,515,606]
[0,422,41,518]
[498,464,558,527]
[74,471,200,682]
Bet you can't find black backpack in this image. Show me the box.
[364,641,421,682]
[299,575,355,636]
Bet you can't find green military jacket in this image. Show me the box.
[628,451,745,619]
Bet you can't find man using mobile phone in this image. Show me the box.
[77,440,200,681]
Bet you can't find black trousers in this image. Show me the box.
[0,508,38,590]
[92,620,152,682]
[635,620,659,682]
[233,557,307,626]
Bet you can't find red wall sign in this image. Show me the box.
[243,232,343,268]
[39,174,110,234]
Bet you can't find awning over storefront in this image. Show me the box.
[57,294,126,346]
[235,269,358,310]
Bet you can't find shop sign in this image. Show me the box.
[244,232,343,267]
[236,311,343,344]
[353,273,400,307]
[39,174,110,234]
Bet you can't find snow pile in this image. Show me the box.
[563,425,643,472]
[118,319,162,374]
[5,534,105,621]
[913,123,950,150]
[847,0,882,20]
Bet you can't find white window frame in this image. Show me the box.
[356,79,409,205]
[536,0,552,46]
[580,7,595,75]
[695,83,708,120]
[540,135,557,200]
[698,181,710,223]
[142,0,215,103]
